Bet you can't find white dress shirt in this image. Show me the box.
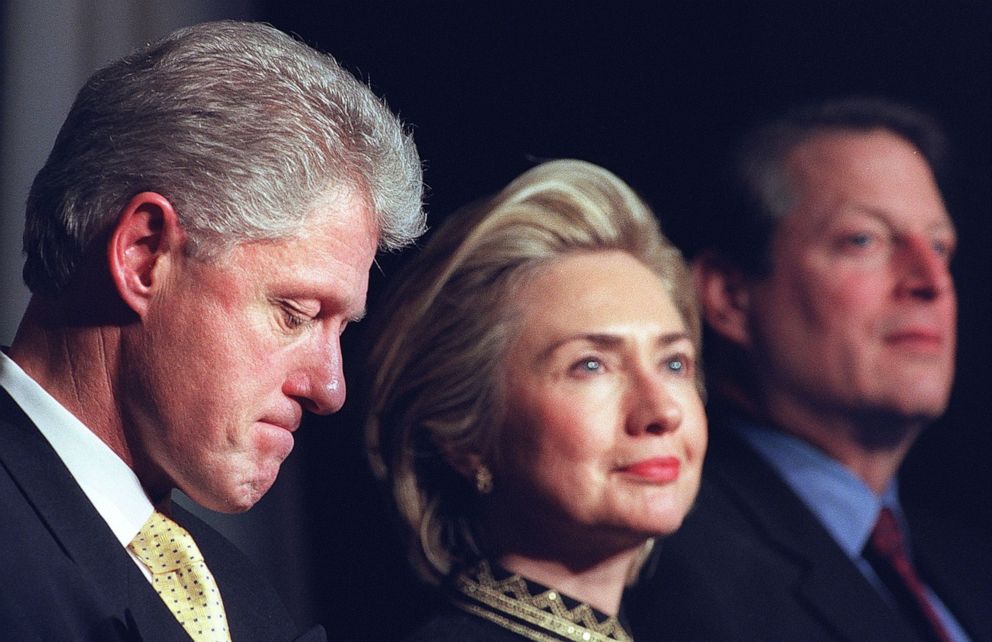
[0,351,154,576]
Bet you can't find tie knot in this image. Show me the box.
[129,510,205,573]
[870,507,907,563]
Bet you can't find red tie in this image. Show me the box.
[866,508,952,642]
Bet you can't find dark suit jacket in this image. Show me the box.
[625,418,991,642]
[0,387,324,641]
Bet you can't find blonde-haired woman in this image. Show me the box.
[367,159,707,641]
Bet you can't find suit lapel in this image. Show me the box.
[708,427,925,642]
[0,389,189,640]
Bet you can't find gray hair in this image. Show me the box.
[23,20,424,295]
[366,159,700,584]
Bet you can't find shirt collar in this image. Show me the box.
[0,351,153,546]
[733,418,902,558]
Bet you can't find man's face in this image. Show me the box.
[743,130,957,430]
[125,191,378,512]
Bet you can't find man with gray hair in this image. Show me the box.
[0,21,424,641]
[628,97,989,642]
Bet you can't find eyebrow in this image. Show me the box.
[537,331,692,361]
[833,206,957,236]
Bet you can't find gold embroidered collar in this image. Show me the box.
[450,560,633,642]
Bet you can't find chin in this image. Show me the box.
[627,507,691,538]
[190,473,275,514]
[891,394,950,424]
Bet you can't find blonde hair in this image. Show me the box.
[366,159,699,583]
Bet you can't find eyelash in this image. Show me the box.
[283,310,307,329]
[276,301,312,330]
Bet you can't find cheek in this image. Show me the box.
[683,398,708,463]
[507,394,612,474]
[799,255,889,320]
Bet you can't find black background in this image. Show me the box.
[255,2,990,638]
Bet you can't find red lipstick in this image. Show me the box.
[620,457,680,483]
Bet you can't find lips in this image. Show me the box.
[260,407,302,432]
[619,457,681,483]
[884,327,946,353]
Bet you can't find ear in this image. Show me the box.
[438,441,483,483]
[691,251,752,348]
[107,192,185,317]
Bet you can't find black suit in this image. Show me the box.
[626,419,991,642]
[0,388,324,641]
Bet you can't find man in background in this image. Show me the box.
[0,21,424,640]
[628,97,989,642]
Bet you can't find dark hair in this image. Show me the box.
[710,96,947,275]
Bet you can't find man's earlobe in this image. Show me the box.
[691,251,752,347]
[107,192,184,316]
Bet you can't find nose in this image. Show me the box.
[626,371,684,436]
[895,234,954,301]
[283,332,347,415]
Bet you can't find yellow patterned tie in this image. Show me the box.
[128,511,232,642]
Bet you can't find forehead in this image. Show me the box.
[216,193,378,303]
[514,251,684,336]
[775,130,952,239]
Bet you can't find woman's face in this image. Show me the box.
[493,250,707,552]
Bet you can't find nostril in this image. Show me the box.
[645,421,668,435]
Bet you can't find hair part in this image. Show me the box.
[365,159,699,584]
[23,20,424,296]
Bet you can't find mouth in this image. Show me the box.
[617,457,681,483]
[259,409,302,433]
[257,418,298,461]
[884,328,945,353]
[261,421,298,433]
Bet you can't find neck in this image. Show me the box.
[499,550,637,615]
[9,296,133,466]
[756,396,922,494]
[497,546,640,615]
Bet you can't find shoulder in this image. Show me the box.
[624,425,843,641]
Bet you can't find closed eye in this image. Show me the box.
[272,298,315,331]
[283,308,307,329]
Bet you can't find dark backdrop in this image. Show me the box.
[257,2,990,638]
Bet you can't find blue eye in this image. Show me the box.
[665,354,691,376]
[932,238,955,260]
[847,233,873,247]
[572,358,604,375]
